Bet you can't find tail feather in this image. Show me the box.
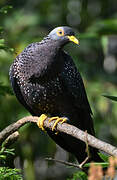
[47,129,103,164]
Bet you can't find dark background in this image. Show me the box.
[0,0,117,179]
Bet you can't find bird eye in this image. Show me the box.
[57,29,64,36]
[59,31,62,34]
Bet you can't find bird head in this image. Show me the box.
[48,26,79,46]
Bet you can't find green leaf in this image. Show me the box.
[0,155,6,160]
[84,162,109,168]
[102,94,117,102]
[98,152,109,162]
[4,150,15,156]
[0,147,5,154]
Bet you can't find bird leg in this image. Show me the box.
[37,114,67,131]
[37,114,48,131]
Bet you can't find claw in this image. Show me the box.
[48,116,59,123]
[60,118,67,124]
[37,114,48,131]
[49,117,67,131]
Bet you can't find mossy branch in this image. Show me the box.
[0,116,117,157]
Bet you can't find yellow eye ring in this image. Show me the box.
[56,29,64,36]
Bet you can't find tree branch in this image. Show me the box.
[0,116,117,157]
[45,157,82,169]
[2,131,19,148]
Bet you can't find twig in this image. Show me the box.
[79,157,89,169]
[45,157,89,174]
[45,157,82,169]
[0,116,117,157]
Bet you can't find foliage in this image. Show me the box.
[0,147,23,180]
[0,147,15,161]
[0,5,12,14]
[0,4,23,180]
[0,167,23,180]
[67,171,87,180]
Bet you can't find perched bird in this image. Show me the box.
[9,26,102,164]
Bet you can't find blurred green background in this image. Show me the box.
[0,0,117,179]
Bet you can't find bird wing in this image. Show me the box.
[60,51,92,114]
[9,64,36,115]
[59,51,96,135]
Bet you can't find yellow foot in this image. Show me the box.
[37,114,48,131]
[49,117,67,131]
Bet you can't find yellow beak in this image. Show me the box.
[67,35,79,45]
